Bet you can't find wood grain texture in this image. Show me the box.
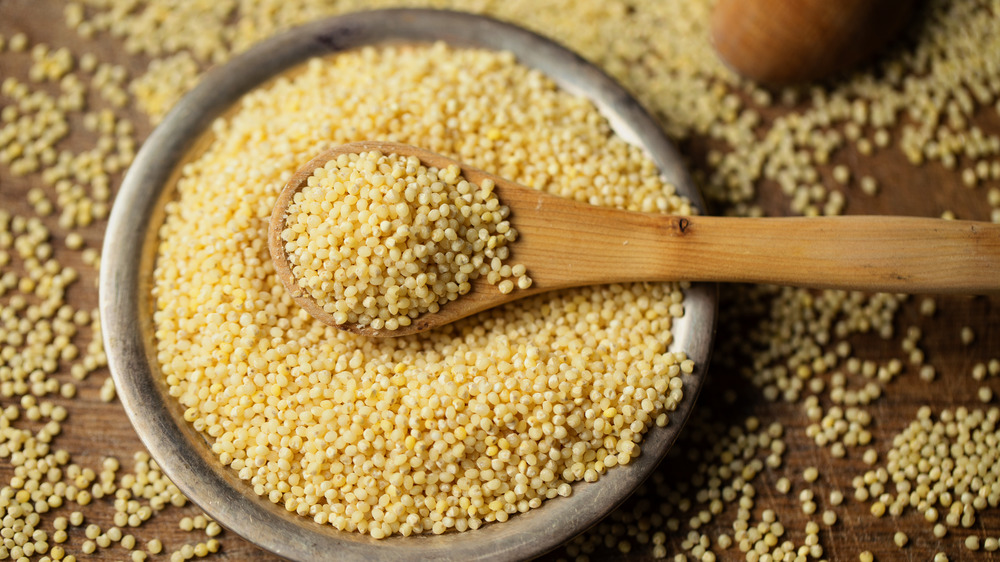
[2,2,999,561]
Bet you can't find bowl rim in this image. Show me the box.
[100,8,718,561]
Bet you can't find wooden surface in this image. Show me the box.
[273,141,999,339]
[2,2,999,561]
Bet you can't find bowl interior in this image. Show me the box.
[100,9,717,561]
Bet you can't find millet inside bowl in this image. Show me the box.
[100,9,717,561]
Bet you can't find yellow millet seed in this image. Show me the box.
[803,467,819,482]
[84,524,100,539]
[9,33,28,52]
[282,150,527,328]
[960,326,975,345]
[832,165,850,185]
[98,377,115,402]
[775,477,790,494]
[829,490,844,506]
[862,448,878,465]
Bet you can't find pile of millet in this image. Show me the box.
[153,44,693,539]
[281,149,529,330]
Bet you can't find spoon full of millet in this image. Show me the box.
[269,141,1000,338]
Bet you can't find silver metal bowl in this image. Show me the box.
[100,9,717,561]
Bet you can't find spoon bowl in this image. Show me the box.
[271,141,1000,338]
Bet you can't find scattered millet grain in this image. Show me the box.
[893,531,908,547]
[870,502,886,518]
[960,326,975,346]
[832,165,851,185]
[861,448,878,465]
[859,176,878,196]
[802,467,818,483]
[98,376,115,402]
[8,32,28,52]
[973,362,989,380]
[775,477,791,494]
[829,490,844,506]
[281,149,528,329]
[919,297,936,316]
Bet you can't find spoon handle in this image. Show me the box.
[657,215,1000,294]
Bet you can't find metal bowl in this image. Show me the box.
[100,9,717,561]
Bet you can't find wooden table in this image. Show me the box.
[1,1,997,560]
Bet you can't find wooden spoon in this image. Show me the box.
[269,141,1000,337]
[711,0,917,84]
